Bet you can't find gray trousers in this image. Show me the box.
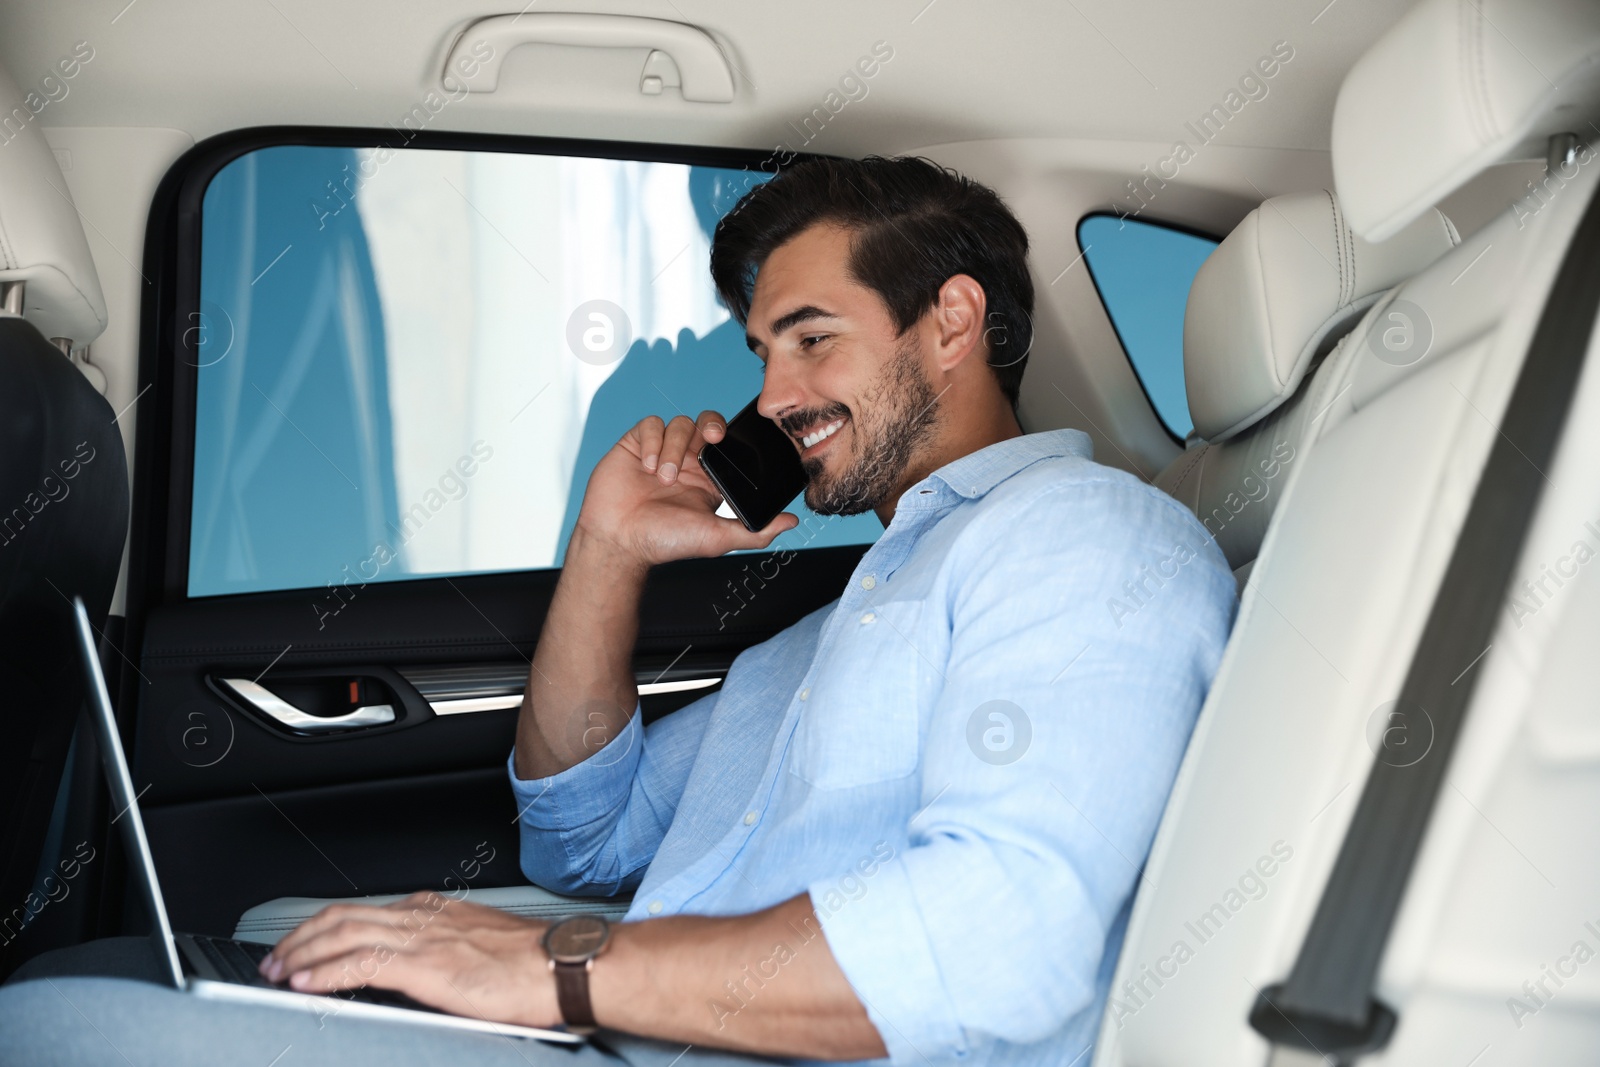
[0,938,776,1067]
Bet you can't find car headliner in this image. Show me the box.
[0,0,1470,478]
[0,1,1408,150]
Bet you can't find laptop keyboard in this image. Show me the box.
[183,934,434,1009]
[189,934,273,985]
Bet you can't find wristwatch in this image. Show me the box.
[542,914,612,1034]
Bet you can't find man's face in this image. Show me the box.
[744,224,942,516]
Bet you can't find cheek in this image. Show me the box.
[823,343,888,412]
[798,375,857,427]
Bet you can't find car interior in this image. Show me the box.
[3,0,1600,1062]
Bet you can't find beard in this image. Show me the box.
[781,336,942,517]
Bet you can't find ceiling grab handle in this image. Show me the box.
[442,13,735,102]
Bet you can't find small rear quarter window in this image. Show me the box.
[1077,215,1218,439]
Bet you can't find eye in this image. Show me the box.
[799,334,829,350]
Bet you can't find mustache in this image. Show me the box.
[777,403,851,441]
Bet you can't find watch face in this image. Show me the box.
[544,915,610,964]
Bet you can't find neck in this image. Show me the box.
[872,402,1024,526]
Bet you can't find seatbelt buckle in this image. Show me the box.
[1248,983,1397,1065]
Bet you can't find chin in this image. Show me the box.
[803,491,877,518]
[800,439,892,517]
[802,469,880,517]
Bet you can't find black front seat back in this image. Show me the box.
[0,316,128,936]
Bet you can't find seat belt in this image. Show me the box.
[1248,168,1600,1062]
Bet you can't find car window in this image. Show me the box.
[187,145,881,598]
[1077,215,1217,439]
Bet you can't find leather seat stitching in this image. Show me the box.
[1326,190,1348,313]
[1165,445,1209,496]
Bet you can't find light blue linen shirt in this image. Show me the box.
[509,429,1236,1066]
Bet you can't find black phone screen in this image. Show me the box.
[698,398,807,532]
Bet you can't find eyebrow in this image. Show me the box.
[745,305,839,352]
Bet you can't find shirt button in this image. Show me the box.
[743,811,757,825]
[799,687,810,701]
[861,611,876,624]
[647,900,664,915]
[861,575,876,590]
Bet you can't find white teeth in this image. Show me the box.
[802,419,846,449]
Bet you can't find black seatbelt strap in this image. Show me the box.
[1248,173,1600,1062]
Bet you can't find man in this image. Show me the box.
[0,157,1234,1066]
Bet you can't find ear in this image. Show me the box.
[929,274,988,374]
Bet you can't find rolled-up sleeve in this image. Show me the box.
[509,691,716,896]
[810,480,1237,1061]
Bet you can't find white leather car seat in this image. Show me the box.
[1095,0,1600,1064]
[1156,192,1459,583]
[0,64,108,354]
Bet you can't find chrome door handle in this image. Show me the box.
[219,678,396,733]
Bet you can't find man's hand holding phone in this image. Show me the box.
[518,406,799,782]
[572,409,798,571]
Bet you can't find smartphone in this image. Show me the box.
[698,398,807,532]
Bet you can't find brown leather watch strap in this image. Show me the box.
[552,960,597,1033]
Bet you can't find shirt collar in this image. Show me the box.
[920,428,1093,502]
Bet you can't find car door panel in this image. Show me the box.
[131,551,862,934]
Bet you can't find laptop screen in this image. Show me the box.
[72,597,187,988]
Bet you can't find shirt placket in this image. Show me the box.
[650,495,954,914]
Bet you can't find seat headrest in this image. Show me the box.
[0,61,108,348]
[1183,191,1458,443]
[1333,0,1600,242]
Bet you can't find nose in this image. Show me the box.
[756,354,805,426]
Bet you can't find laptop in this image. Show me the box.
[70,596,580,1045]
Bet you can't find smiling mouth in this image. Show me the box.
[800,418,847,450]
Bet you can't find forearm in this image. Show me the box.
[514,525,650,780]
[591,893,886,1061]
[515,410,792,780]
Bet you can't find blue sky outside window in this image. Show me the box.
[1078,216,1217,439]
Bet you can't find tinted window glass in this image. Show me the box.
[188,146,880,597]
[1078,215,1217,439]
